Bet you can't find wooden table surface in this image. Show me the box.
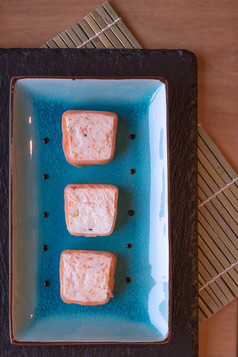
[0,0,237,355]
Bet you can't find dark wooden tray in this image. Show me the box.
[0,49,197,356]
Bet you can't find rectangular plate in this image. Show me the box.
[11,78,169,343]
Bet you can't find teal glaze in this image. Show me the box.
[12,79,169,343]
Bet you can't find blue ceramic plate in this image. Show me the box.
[10,78,169,343]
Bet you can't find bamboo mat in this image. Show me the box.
[198,126,238,322]
[42,1,238,322]
[41,1,141,49]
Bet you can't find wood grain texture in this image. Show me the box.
[199,298,238,357]
[0,0,237,356]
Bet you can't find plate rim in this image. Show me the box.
[9,75,172,346]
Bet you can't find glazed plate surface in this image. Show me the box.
[11,78,169,343]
